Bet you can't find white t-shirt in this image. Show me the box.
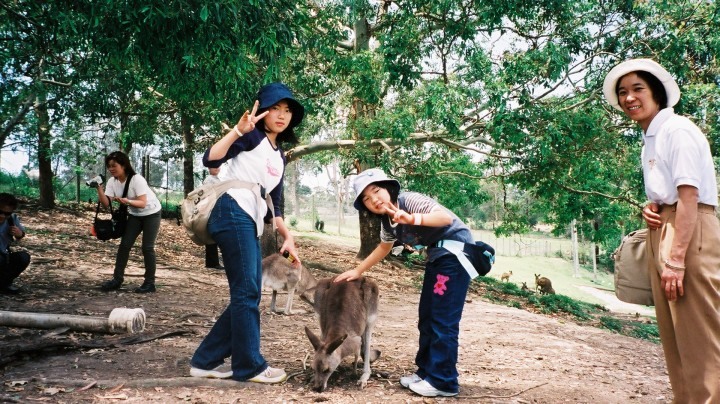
[642,108,718,206]
[208,129,285,237]
[105,174,162,216]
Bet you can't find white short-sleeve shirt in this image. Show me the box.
[105,174,162,216]
[641,108,718,206]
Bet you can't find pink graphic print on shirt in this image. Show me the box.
[434,274,450,295]
[266,159,281,177]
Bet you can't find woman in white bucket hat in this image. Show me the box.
[604,59,720,401]
[336,168,494,398]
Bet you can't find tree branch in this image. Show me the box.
[39,78,72,87]
[1,94,35,141]
[286,131,509,162]
[558,184,641,208]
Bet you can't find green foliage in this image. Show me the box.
[599,316,623,333]
[288,217,298,228]
[600,315,660,343]
[5,0,720,259]
[534,294,596,321]
[628,322,660,343]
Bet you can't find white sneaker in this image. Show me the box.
[399,373,422,388]
[247,366,287,384]
[190,363,233,379]
[409,379,458,397]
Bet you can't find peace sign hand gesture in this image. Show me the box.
[235,100,269,135]
[383,204,415,225]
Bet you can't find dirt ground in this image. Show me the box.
[1,203,673,403]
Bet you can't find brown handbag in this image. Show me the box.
[613,229,653,306]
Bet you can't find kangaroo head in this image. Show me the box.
[534,273,541,281]
[305,326,347,392]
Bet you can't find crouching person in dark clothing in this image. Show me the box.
[0,193,30,294]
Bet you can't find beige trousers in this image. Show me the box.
[647,204,720,404]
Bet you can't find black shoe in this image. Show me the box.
[0,284,21,295]
[100,278,123,291]
[134,282,156,293]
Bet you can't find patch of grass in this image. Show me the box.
[599,315,660,343]
[508,301,522,309]
[599,316,623,332]
[535,294,595,320]
[627,322,660,343]
[400,253,426,268]
[468,276,659,342]
[410,273,424,290]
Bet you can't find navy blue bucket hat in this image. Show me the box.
[257,82,305,128]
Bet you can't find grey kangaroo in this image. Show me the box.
[305,276,380,392]
[261,253,317,315]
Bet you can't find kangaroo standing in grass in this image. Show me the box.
[534,273,555,295]
[261,253,317,314]
[500,270,512,282]
[305,276,380,392]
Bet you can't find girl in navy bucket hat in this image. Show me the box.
[190,83,303,385]
[336,168,494,397]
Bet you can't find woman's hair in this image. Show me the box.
[0,193,18,209]
[105,151,137,176]
[615,70,668,109]
[255,103,300,146]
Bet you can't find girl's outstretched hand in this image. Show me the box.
[334,268,362,283]
[235,100,269,135]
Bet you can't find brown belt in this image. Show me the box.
[661,203,716,213]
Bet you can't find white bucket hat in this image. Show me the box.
[603,58,680,111]
[352,168,401,211]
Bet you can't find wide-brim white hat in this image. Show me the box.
[352,168,401,211]
[603,58,680,111]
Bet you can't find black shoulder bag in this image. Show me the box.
[93,174,133,241]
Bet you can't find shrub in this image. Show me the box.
[535,294,594,320]
[599,316,623,332]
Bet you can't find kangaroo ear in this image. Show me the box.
[305,326,322,350]
[326,334,348,354]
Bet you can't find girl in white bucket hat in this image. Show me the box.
[336,168,494,398]
[604,59,720,401]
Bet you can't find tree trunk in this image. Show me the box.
[286,161,299,217]
[75,143,81,203]
[182,112,195,196]
[571,219,580,277]
[357,209,381,259]
[119,111,131,153]
[34,94,55,209]
[352,15,382,260]
[261,223,281,258]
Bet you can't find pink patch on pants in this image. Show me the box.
[434,274,450,295]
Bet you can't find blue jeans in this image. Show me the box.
[415,253,470,393]
[191,194,267,380]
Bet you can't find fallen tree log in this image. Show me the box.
[0,308,146,334]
